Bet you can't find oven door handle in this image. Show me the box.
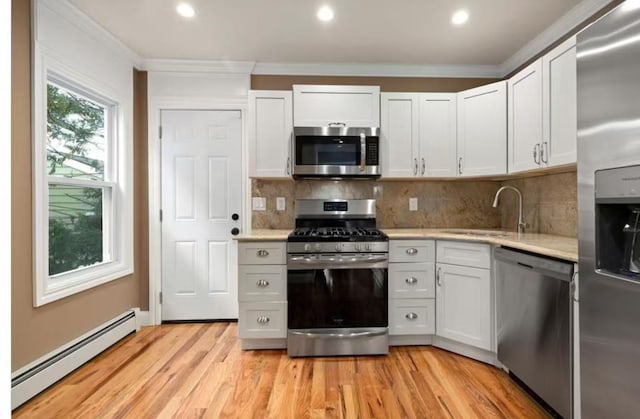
[287,254,388,270]
[289,329,388,339]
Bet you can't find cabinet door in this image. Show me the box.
[436,263,491,350]
[457,81,507,176]
[543,36,577,167]
[248,91,292,178]
[508,59,543,173]
[380,93,420,178]
[419,93,457,177]
[292,85,380,127]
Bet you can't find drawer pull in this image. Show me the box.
[256,279,270,288]
[256,249,270,257]
[405,277,418,285]
[437,267,442,286]
[405,312,418,320]
[257,315,270,324]
[406,248,418,255]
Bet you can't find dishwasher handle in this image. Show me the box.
[494,247,573,282]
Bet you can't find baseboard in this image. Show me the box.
[11,310,138,409]
[133,309,151,329]
[432,336,499,366]
[240,338,287,350]
[389,335,434,346]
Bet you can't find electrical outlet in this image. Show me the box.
[252,197,266,211]
[409,197,418,211]
[276,197,286,211]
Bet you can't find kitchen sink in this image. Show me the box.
[442,229,509,237]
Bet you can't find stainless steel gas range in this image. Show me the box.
[286,199,389,357]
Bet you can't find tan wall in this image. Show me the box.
[251,75,500,92]
[11,0,144,371]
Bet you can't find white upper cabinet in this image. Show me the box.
[293,85,380,127]
[380,93,420,177]
[508,59,544,173]
[248,90,292,178]
[543,36,577,167]
[457,81,507,176]
[380,92,456,178]
[420,93,457,177]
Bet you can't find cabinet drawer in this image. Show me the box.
[238,265,286,302]
[238,242,286,265]
[389,299,435,335]
[436,240,491,269]
[389,262,435,298]
[389,240,435,263]
[239,302,287,339]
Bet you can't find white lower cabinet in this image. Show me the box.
[435,240,493,352]
[388,240,436,337]
[237,241,287,346]
[435,263,491,350]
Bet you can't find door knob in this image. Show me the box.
[231,227,240,236]
[232,213,239,221]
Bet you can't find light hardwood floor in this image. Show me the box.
[14,323,549,418]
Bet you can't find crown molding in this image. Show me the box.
[252,62,502,78]
[40,0,144,68]
[500,0,613,75]
[142,59,256,74]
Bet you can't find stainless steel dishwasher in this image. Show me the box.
[495,247,574,419]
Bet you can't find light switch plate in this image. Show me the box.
[276,197,286,211]
[409,197,418,211]
[252,197,266,211]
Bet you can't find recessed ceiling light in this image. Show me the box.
[317,5,334,22]
[176,3,196,18]
[451,9,469,26]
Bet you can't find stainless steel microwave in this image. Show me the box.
[292,127,380,178]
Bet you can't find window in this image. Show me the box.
[34,70,133,306]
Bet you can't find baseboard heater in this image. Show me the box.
[11,310,137,410]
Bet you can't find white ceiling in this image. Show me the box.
[69,0,585,68]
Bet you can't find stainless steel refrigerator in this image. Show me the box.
[578,2,640,418]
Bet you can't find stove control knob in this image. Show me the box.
[303,244,311,252]
[335,243,344,252]
[365,243,372,251]
[314,243,321,251]
[355,243,362,252]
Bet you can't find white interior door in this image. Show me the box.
[161,110,242,321]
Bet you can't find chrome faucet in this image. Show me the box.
[493,186,527,234]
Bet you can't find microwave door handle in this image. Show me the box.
[360,133,366,172]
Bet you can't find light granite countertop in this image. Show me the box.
[235,228,578,262]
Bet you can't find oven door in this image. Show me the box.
[287,253,388,356]
[292,127,380,177]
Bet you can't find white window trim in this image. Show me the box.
[33,48,134,307]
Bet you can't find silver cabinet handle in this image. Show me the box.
[458,157,463,175]
[533,143,541,165]
[405,277,418,285]
[256,279,270,287]
[413,158,418,175]
[359,132,366,172]
[541,141,549,164]
[405,312,418,320]
[256,315,270,324]
[436,267,442,286]
[406,248,418,255]
[256,249,269,257]
[286,156,291,175]
[421,157,425,175]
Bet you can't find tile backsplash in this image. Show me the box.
[252,169,578,238]
[252,179,502,230]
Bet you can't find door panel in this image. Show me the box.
[380,93,419,178]
[420,93,457,177]
[161,110,242,320]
